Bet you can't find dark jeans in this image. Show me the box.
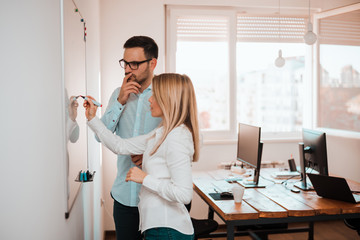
[113,198,142,240]
[144,227,194,240]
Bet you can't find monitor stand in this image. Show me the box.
[237,171,266,188]
[294,181,313,191]
[238,181,266,188]
[294,142,314,191]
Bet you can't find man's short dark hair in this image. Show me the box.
[124,36,158,60]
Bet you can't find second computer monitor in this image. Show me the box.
[295,128,329,191]
[237,123,264,188]
[303,128,329,176]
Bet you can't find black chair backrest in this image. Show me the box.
[185,202,192,212]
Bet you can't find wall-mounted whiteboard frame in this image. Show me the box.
[60,0,88,219]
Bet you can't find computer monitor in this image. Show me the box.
[236,123,264,188]
[294,128,329,191]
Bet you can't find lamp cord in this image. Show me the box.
[278,0,280,41]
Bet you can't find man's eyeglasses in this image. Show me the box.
[119,59,152,70]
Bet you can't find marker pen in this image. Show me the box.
[72,95,102,107]
[81,96,102,107]
[79,171,83,181]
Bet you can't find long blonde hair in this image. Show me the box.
[150,73,199,162]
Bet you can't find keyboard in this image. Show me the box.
[208,169,232,181]
[208,169,244,182]
[271,171,301,179]
[211,180,233,193]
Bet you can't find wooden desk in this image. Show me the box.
[193,169,360,240]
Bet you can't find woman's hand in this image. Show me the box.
[126,167,147,184]
[83,95,98,120]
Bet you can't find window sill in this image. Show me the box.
[317,128,360,140]
[202,136,302,145]
[201,129,360,145]
[202,139,237,145]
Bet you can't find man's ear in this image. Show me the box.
[149,58,157,71]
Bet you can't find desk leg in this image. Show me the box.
[226,222,235,240]
[208,207,214,219]
[308,221,314,240]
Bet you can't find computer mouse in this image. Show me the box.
[220,191,233,199]
[291,188,300,193]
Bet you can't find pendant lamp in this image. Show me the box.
[275,0,285,68]
[275,49,285,67]
[304,0,317,45]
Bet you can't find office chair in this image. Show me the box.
[185,202,219,240]
[344,218,360,236]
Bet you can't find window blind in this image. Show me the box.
[176,16,229,41]
[319,10,360,46]
[176,15,307,43]
[237,16,306,43]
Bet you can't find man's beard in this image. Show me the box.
[133,75,147,85]
[128,68,150,86]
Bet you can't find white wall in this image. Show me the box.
[326,135,360,182]
[0,0,102,239]
[100,0,360,229]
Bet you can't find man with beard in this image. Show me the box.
[97,36,162,240]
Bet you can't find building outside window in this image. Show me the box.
[317,10,360,132]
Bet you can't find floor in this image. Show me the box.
[104,220,359,240]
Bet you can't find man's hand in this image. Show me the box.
[125,167,147,184]
[117,74,141,105]
[131,155,143,168]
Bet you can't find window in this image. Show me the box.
[175,15,231,131]
[317,8,360,133]
[166,7,308,140]
[237,42,305,132]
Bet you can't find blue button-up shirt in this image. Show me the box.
[97,85,161,206]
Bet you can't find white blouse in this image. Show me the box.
[88,117,194,235]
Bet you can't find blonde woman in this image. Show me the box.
[84,73,199,240]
